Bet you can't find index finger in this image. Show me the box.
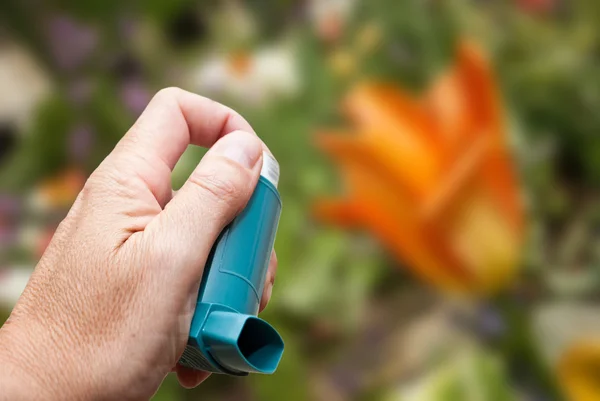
[113,87,256,170]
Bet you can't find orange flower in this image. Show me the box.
[314,41,525,294]
[558,339,600,401]
[32,168,86,211]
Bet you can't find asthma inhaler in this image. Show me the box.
[178,151,284,376]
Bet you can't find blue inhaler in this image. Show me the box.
[179,151,284,376]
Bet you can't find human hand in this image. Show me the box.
[0,88,278,400]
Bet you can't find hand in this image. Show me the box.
[0,88,278,400]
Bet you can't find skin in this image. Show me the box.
[0,88,278,400]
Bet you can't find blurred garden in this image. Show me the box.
[0,0,599,400]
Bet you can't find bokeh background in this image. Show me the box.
[1,0,599,400]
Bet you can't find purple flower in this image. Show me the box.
[118,16,138,41]
[477,306,506,340]
[0,194,21,217]
[0,194,20,247]
[67,79,93,106]
[47,15,98,71]
[330,365,361,395]
[0,224,17,246]
[120,79,152,116]
[68,124,95,162]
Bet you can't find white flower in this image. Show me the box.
[0,266,32,307]
[533,303,600,367]
[308,0,357,42]
[309,0,357,24]
[389,347,513,401]
[192,44,300,106]
[0,42,51,131]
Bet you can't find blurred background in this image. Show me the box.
[0,0,599,400]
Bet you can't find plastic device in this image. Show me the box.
[178,151,284,376]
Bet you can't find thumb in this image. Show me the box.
[146,130,264,272]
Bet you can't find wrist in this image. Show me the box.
[0,345,30,401]
[0,310,159,401]
[0,322,46,400]
[0,318,80,401]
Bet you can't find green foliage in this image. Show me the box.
[249,326,310,401]
[391,349,518,401]
[0,95,71,192]
[151,374,181,401]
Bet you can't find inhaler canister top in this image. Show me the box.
[260,151,279,188]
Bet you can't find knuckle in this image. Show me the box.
[87,164,144,201]
[80,171,104,199]
[153,86,183,103]
[81,175,97,196]
[188,168,242,206]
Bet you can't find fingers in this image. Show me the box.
[260,250,278,312]
[145,130,264,274]
[103,87,257,206]
[113,87,255,170]
[174,365,210,389]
